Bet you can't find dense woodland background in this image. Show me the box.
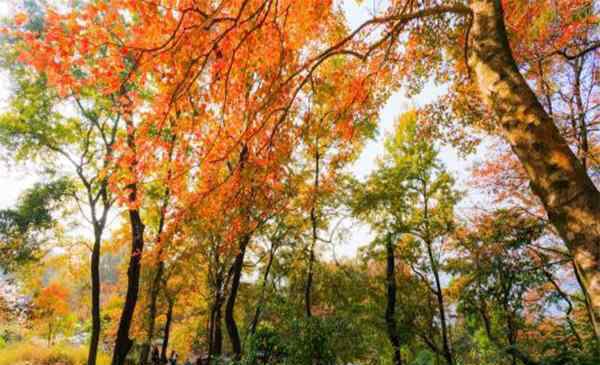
[0,1,598,365]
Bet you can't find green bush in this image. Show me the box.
[242,326,286,365]
[281,317,336,365]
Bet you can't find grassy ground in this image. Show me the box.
[0,342,110,365]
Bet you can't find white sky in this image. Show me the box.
[0,0,489,258]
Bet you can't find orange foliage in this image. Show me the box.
[8,1,387,247]
[34,282,70,318]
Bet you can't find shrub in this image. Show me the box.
[0,341,110,365]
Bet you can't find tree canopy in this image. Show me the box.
[0,1,598,365]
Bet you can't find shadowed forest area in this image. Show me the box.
[0,0,599,365]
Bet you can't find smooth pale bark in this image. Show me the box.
[467,0,600,318]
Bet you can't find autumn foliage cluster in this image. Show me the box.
[0,1,598,365]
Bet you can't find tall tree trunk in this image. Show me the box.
[112,118,146,365]
[139,202,170,365]
[225,235,250,360]
[468,0,600,318]
[111,208,145,365]
[305,238,316,318]
[571,60,589,170]
[425,241,453,365]
[208,300,224,363]
[88,231,102,365]
[208,244,226,364]
[305,140,320,318]
[250,245,276,336]
[139,259,165,365]
[385,236,403,365]
[85,120,115,365]
[214,306,223,357]
[208,294,224,362]
[141,135,176,365]
[160,299,175,363]
[86,182,111,365]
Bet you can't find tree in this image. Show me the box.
[137,129,177,365]
[3,1,600,364]
[6,3,384,360]
[466,0,600,320]
[1,27,121,362]
[342,0,600,318]
[10,0,600,317]
[352,111,460,365]
[33,282,73,346]
[0,178,73,271]
[448,209,598,364]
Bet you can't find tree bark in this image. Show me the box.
[207,242,227,364]
[425,240,452,365]
[468,0,600,318]
[385,236,403,365]
[250,245,276,336]
[139,204,170,365]
[208,267,225,364]
[111,117,146,365]
[85,164,112,365]
[208,300,224,363]
[111,207,145,365]
[225,235,250,360]
[140,134,175,365]
[88,231,102,365]
[160,299,175,363]
[305,237,316,318]
[139,260,165,365]
[305,140,320,318]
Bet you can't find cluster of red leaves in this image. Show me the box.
[6,0,391,250]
